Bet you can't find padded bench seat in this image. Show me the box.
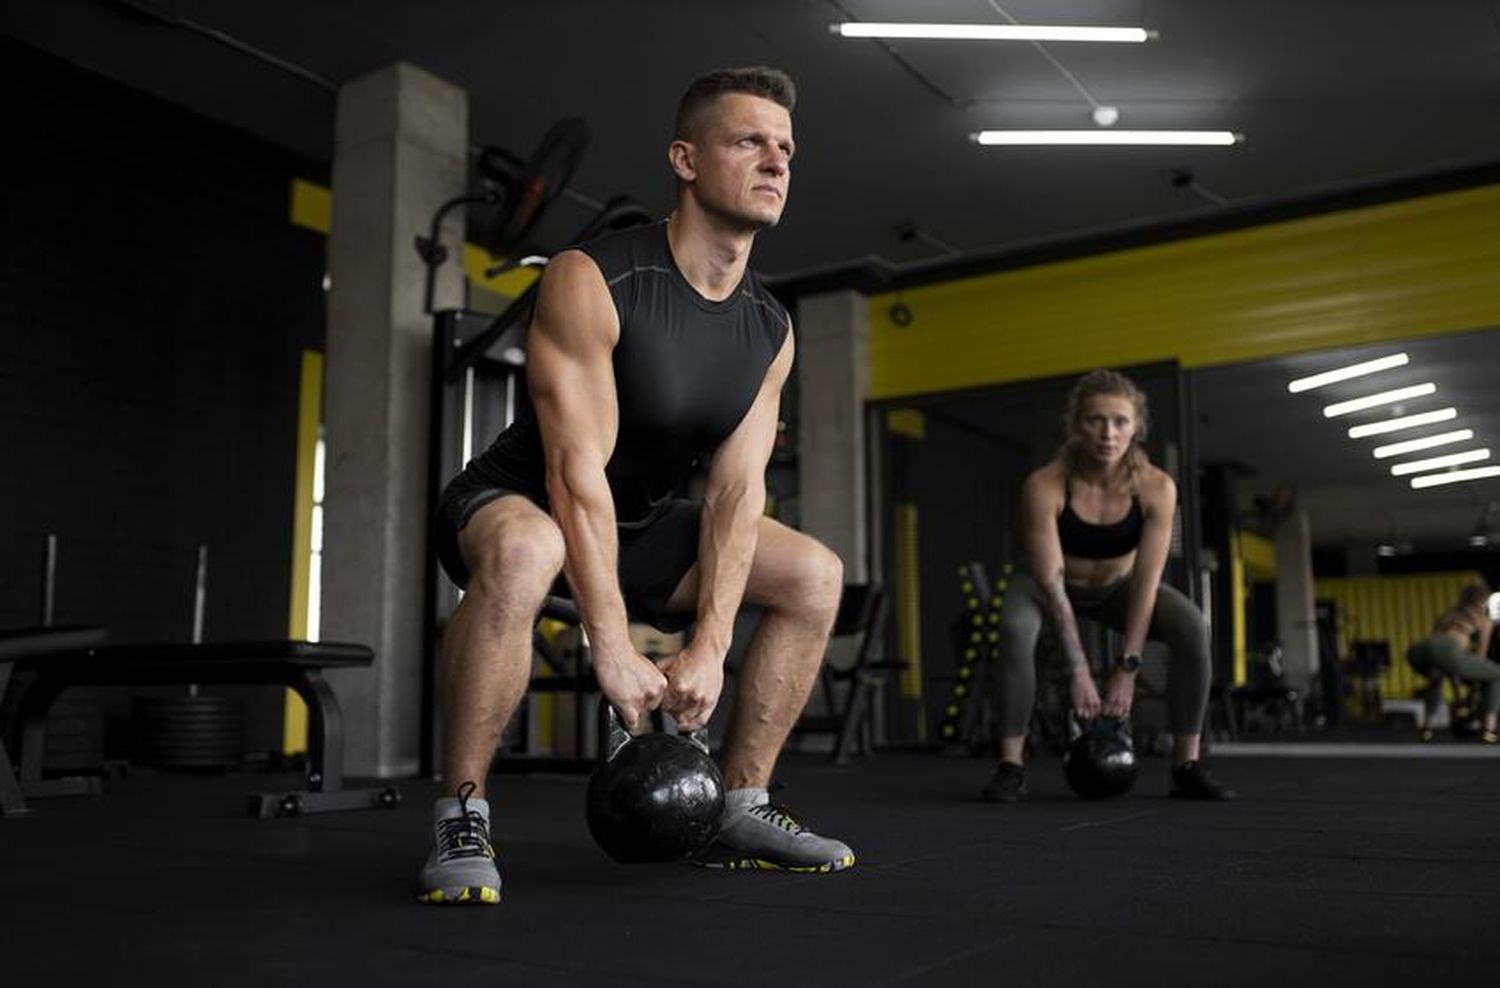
[1,635,396,819]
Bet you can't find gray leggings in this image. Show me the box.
[995,573,1211,736]
[1408,636,1500,719]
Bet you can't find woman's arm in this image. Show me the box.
[1022,467,1102,718]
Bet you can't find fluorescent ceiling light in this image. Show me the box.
[1390,448,1491,477]
[1410,466,1500,489]
[1322,383,1436,417]
[1347,407,1457,438]
[1372,430,1475,459]
[972,130,1240,147]
[1287,353,1409,393]
[833,23,1152,43]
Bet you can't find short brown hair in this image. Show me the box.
[674,66,796,141]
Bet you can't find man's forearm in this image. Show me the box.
[548,462,632,654]
[692,482,763,656]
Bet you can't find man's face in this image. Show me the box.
[677,92,794,230]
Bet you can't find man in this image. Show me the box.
[419,67,855,905]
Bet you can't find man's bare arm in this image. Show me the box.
[528,251,662,726]
[693,331,794,657]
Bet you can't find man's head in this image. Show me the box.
[674,67,796,143]
[669,67,797,230]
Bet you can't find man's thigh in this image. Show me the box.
[660,515,837,613]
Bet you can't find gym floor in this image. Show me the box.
[4,750,1498,986]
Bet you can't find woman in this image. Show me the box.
[1409,584,1498,743]
[981,369,1234,802]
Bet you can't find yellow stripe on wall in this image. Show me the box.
[462,243,541,299]
[290,179,331,234]
[869,183,1500,399]
[894,505,925,727]
[886,408,927,440]
[1315,571,1485,700]
[283,350,323,755]
[1236,530,1277,581]
[1229,530,1246,686]
[290,179,541,298]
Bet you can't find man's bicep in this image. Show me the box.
[526,252,620,459]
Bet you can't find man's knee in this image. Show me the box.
[777,538,844,623]
[465,514,565,602]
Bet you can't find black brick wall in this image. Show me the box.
[1,42,329,757]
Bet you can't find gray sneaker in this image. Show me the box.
[695,797,855,873]
[417,781,501,905]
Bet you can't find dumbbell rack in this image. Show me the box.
[938,561,1013,752]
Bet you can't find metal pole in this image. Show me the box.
[41,534,57,628]
[190,545,208,698]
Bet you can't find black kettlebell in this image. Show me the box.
[585,706,725,863]
[1063,714,1138,799]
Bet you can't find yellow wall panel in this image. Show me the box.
[1235,530,1277,581]
[283,350,323,754]
[869,183,1500,399]
[289,180,540,298]
[290,178,331,234]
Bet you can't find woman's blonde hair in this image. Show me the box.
[1060,369,1151,490]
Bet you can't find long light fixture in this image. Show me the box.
[832,23,1153,43]
[1390,448,1491,477]
[1287,353,1409,393]
[972,130,1241,147]
[1410,466,1500,489]
[1322,383,1436,418]
[1348,408,1458,438]
[1372,429,1475,459]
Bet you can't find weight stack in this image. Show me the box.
[131,695,245,770]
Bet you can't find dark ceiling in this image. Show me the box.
[1195,328,1500,554]
[7,0,1500,278]
[6,0,1500,548]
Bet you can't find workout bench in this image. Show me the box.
[1,633,396,819]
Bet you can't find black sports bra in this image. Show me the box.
[1056,480,1145,560]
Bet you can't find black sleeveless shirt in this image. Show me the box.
[464,221,791,523]
[1056,479,1146,559]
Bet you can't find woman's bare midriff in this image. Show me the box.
[1064,551,1136,589]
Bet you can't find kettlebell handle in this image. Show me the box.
[1067,710,1134,743]
[602,705,711,761]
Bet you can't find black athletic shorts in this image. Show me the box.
[434,469,701,633]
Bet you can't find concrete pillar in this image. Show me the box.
[1275,510,1320,694]
[796,290,869,582]
[322,63,468,777]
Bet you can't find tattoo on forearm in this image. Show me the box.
[1045,570,1087,666]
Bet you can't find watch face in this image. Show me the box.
[1121,654,1141,671]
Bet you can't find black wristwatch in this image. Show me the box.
[1117,653,1142,673]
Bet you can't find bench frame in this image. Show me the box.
[1,639,397,818]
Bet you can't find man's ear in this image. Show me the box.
[668,139,697,183]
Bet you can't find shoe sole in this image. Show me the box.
[693,852,856,874]
[416,885,502,905]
